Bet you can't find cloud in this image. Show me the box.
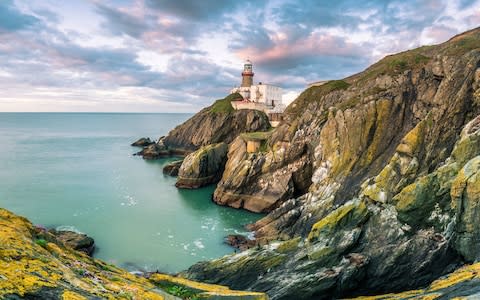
[1,0,479,112]
[0,0,39,31]
[144,0,256,21]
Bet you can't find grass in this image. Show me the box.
[357,49,431,83]
[285,80,350,116]
[34,239,48,248]
[73,268,86,276]
[210,93,242,114]
[159,284,200,300]
[241,130,272,141]
[444,36,480,56]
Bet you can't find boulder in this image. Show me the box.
[131,137,154,147]
[225,234,256,251]
[176,143,228,189]
[49,229,95,256]
[163,160,183,177]
[135,138,171,160]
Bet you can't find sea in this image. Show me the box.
[0,113,261,273]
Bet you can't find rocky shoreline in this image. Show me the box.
[130,28,480,299]
[0,208,268,299]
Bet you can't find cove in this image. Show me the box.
[0,113,262,273]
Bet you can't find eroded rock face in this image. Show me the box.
[184,29,480,299]
[213,136,312,213]
[176,143,228,189]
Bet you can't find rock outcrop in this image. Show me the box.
[176,143,228,189]
[350,262,480,299]
[184,28,480,299]
[163,94,271,152]
[48,229,95,256]
[131,137,154,147]
[0,208,268,300]
[133,94,271,160]
[163,160,183,177]
[213,134,312,213]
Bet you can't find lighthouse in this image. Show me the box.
[241,59,254,87]
[229,59,285,122]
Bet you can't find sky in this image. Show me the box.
[0,0,479,113]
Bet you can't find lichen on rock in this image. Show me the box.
[0,208,268,299]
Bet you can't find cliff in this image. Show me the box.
[163,93,270,152]
[0,208,268,299]
[133,93,270,159]
[182,27,480,299]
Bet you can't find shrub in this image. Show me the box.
[35,239,48,248]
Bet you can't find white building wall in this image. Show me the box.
[249,84,283,106]
[230,84,285,113]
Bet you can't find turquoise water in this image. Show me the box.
[0,113,261,273]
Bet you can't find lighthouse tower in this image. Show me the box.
[241,59,254,87]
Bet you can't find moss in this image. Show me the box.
[308,201,369,242]
[149,273,268,299]
[308,246,334,261]
[241,130,273,141]
[158,283,200,299]
[276,237,301,254]
[210,93,242,114]
[396,116,429,156]
[338,96,361,111]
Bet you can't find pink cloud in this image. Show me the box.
[423,25,458,43]
[234,32,366,65]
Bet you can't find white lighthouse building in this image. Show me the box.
[230,60,285,115]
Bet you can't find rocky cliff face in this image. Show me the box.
[163,93,271,152]
[0,208,268,300]
[133,93,270,160]
[183,28,480,299]
[176,143,228,189]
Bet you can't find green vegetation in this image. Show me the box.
[357,49,431,83]
[444,36,480,56]
[285,80,351,116]
[321,80,350,93]
[210,93,242,114]
[73,268,86,276]
[158,284,200,300]
[34,238,48,248]
[241,130,272,141]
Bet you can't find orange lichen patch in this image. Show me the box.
[428,263,480,291]
[150,273,230,292]
[351,263,480,299]
[62,291,88,300]
[354,290,423,300]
